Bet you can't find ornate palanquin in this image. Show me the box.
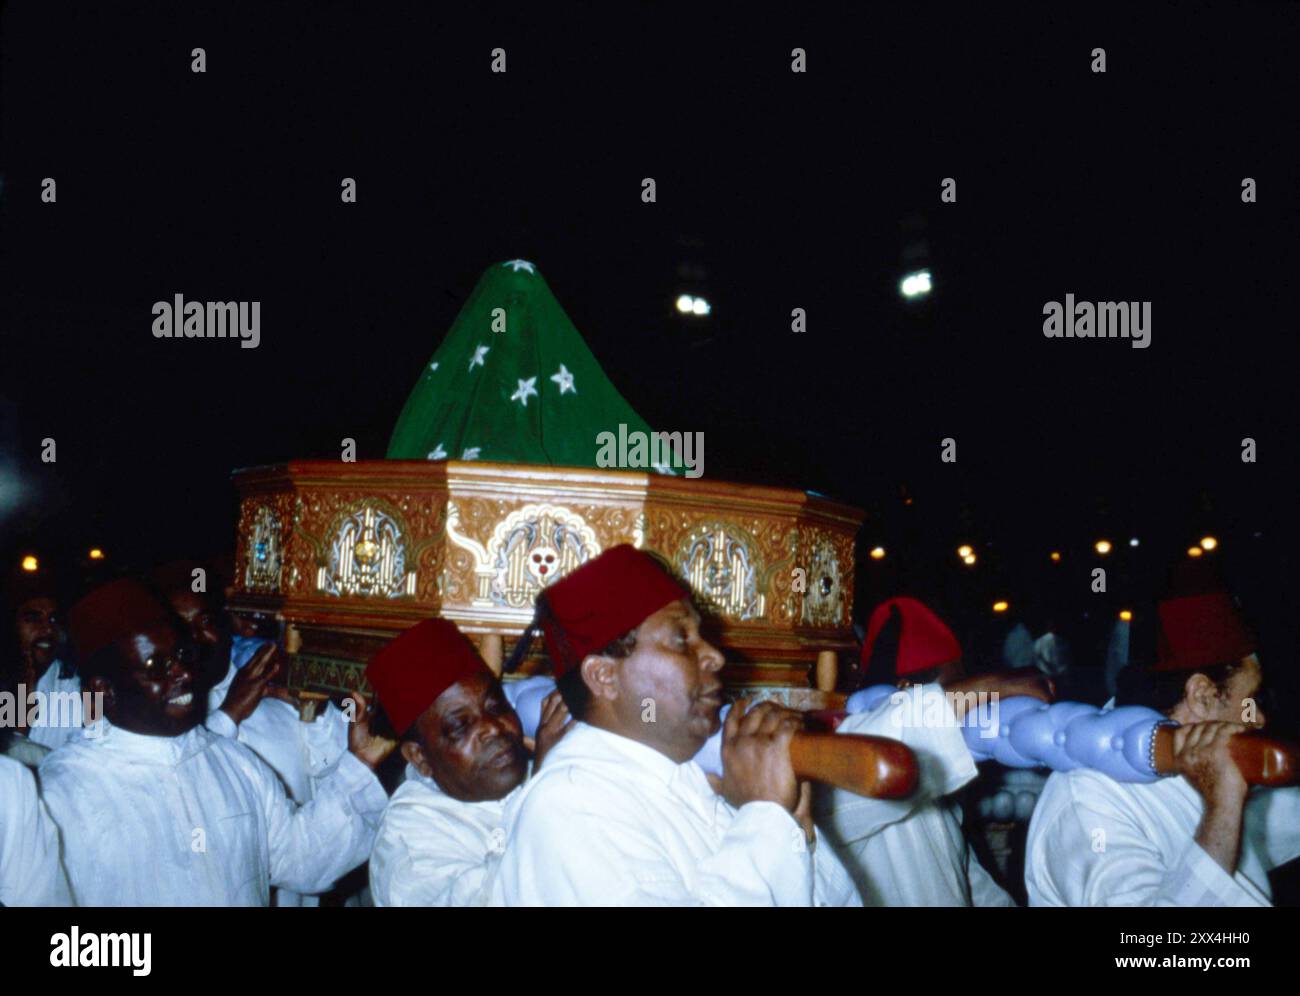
[230,460,864,705]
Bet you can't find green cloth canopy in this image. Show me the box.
[387,260,681,472]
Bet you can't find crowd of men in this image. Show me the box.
[1,544,1295,906]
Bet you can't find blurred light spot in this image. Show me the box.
[900,270,932,299]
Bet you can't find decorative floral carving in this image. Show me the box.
[801,533,845,626]
[318,504,414,598]
[676,523,766,621]
[487,505,601,608]
[239,500,287,593]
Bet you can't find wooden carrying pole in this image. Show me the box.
[788,732,918,798]
[1151,728,1300,786]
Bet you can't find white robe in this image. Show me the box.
[489,722,861,906]
[1026,767,1300,906]
[39,718,386,906]
[204,641,350,803]
[203,638,351,906]
[816,683,1015,907]
[370,763,522,907]
[25,660,84,752]
[0,755,72,906]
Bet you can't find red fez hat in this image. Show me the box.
[366,618,491,735]
[861,597,962,677]
[1152,559,1256,671]
[539,545,688,678]
[68,579,175,661]
[1154,594,1256,671]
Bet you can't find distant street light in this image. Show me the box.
[899,270,932,299]
[676,294,711,316]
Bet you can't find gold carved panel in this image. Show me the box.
[287,491,445,603]
[237,496,293,594]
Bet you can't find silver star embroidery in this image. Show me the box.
[503,259,536,273]
[426,443,448,460]
[428,362,439,373]
[461,447,481,460]
[550,363,576,395]
[469,345,489,370]
[652,461,675,476]
[510,377,539,406]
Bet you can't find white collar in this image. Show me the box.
[402,761,528,811]
[558,722,703,788]
[77,716,212,766]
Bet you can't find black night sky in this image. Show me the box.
[2,4,1297,708]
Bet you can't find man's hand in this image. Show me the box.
[1173,721,1250,875]
[720,700,802,813]
[345,691,398,770]
[942,667,1055,721]
[1174,721,1251,802]
[219,643,282,725]
[531,690,573,770]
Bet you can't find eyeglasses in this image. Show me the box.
[137,643,199,677]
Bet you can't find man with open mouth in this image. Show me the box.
[151,558,355,906]
[2,565,83,753]
[489,544,860,906]
[366,617,572,906]
[38,578,396,906]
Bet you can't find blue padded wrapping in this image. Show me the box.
[845,684,1170,783]
[506,676,557,739]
